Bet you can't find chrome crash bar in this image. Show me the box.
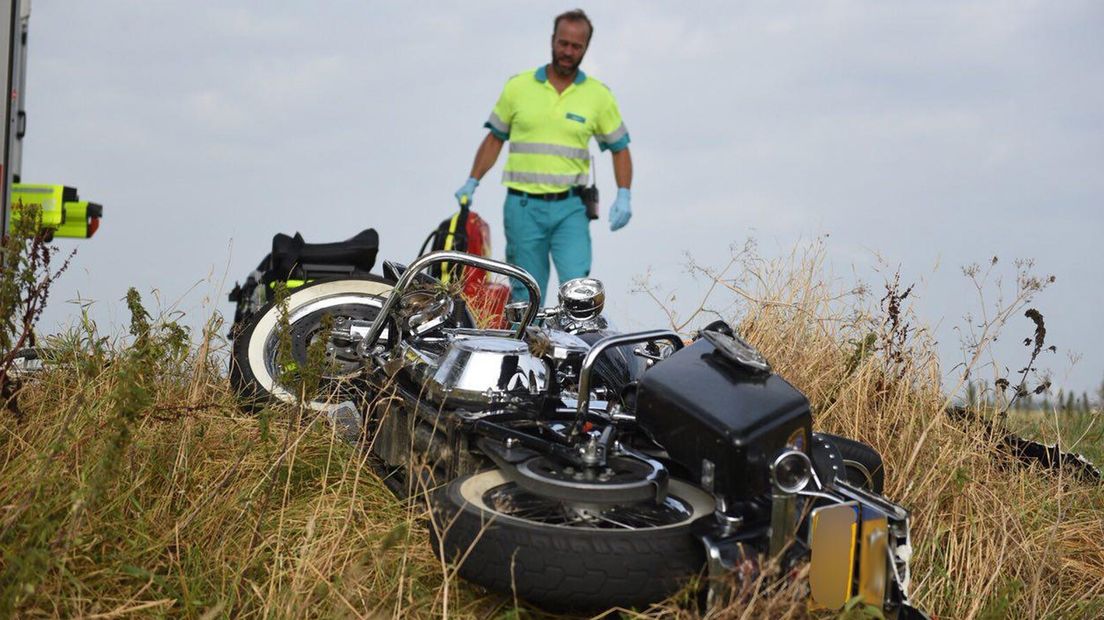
[360,251,541,350]
[572,330,685,436]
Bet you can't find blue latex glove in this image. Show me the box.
[454,177,479,207]
[609,187,632,231]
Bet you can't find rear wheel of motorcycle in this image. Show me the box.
[430,469,714,612]
[822,433,885,493]
[229,276,393,412]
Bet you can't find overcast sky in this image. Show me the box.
[21,1,1103,397]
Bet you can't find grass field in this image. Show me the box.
[2,245,1102,618]
[1006,408,1103,466]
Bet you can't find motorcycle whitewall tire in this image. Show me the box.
[430,468,715,611]
[229,276,393,411]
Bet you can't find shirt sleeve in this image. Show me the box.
[594,88,630,152]
[483,79,513,140]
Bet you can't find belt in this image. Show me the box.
[507,187,581,201]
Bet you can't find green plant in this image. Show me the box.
[0,203,73,416]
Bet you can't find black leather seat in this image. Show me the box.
[264,228,379,286]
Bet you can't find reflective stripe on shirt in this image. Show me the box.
[486,112,510,134]
[509,142,589,160]
[503,171,590,186]
[597,123,628,147]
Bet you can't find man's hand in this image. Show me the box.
[454,177,479,207]
[609,188,632,231]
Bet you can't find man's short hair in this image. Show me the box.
[554,9,593,44]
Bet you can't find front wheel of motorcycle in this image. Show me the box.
[229,276,394,412]
[430,468,714,612]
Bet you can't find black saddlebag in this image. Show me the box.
[636,337,812,501]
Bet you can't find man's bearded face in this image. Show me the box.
[551,20,590,77]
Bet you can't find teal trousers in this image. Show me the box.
[503,192,592,304]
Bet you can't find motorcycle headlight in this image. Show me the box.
[558,277,605,320]
[771,449,813,494]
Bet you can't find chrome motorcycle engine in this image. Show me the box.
[398,277,617,409]
[403,335,549,408]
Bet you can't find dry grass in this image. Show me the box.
[2,243,1102,619]
[0,314,489,619]
[673,242,1104,619]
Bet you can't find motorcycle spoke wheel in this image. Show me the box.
[482,482,695,529]
[510,453,666,504]
[431,469,714,612]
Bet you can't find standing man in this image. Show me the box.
[454,9,633,303]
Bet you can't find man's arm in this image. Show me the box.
[469,132,506,180]
[455,132,504,206]
[611,147,632,189]
[607,147,633,231]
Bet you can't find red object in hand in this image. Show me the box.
[455,212,509,329]
[458,211,492,298]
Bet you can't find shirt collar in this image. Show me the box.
[535,65,587,85]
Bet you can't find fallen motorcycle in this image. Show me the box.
[227,218,507,410]
[232,249,927,617]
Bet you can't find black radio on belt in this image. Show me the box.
[579,184,599,220]
[580,153,599,220]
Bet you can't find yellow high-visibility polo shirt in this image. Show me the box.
[484,65,630,195]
